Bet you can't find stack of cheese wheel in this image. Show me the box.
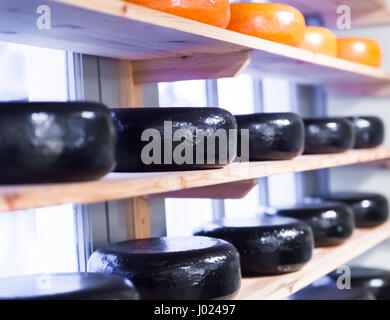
[124,1,382,67]
[88,237,241,300]
[0,273,139,300]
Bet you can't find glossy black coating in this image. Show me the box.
[235,113,304,161]
[194,216,314,276]
[303,117,355,154]
[289,285,375,300]
[111,107,237,172]
[0,273,139,300]
[328,267,390,300]
[322,192,389,228]
[348,116,385,149]
[0,102,115,184]
[268,202,355,247]
[88,237,241,300]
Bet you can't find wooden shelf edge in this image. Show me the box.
[146,179,258,200]
[235,221,390,300]
[1,0,390,95]
[0,148,389,213]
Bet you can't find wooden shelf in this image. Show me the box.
[0,148,389,213]
[277,0,390,29]
[236,220,390,300]
[2,0,390,96]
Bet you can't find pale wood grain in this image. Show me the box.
[118,59,151,239]
[133,51,252,84]
[235,220,390,300]
[0,148,389,213]
[147,179,258,199]
[124,197,151,239]
[1,0,390,95]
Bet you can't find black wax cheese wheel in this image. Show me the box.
[111,107,237,172]
[88,237,241,300]
[235,112,304,161]
[303,117,355,154]
[194,216,314,276]
[269,202,355,247]
[322,193,389,228]
[328,267,390,300]
[0,102,115,184]
[349,116,385,149]
[289,285,376,300]
[0,273,139,300]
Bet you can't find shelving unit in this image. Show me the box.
[2,0,390,96]
[0,148,389,213]
[236,221,390,300]
[1,0,390,301]
[277,0,390,29]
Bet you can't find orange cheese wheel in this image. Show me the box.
[337,38,382,67]
[300,27,337,56]
[124,0,230,28]
[227,3,306,46]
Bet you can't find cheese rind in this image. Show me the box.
[0,102,115,184]
[322,192,389,228]
[269,202,355,247]
[111,107,237,172]
[88,237,241,300]
[235,113,304,160]
[195,216,314,276]
[303,117,355,154]
[349,116,385,149]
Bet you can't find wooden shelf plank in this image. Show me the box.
[0,148,389,213]
[1,0,390,96]
[276,0,390,28]
[236,221,390,300]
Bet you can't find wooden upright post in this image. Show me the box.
[118,60,151,239]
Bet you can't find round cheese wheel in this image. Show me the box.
[328,267,390,300]
[348,116,385,149]
[322,193,389,228]
[227,3,306,47]
[289,285,375,300]
[268,202,355,247]
[88,237,241,300]
[194,216,314,276]
[0,102,115,184]
[304,118,355,154]
[235,113,304,161]
[0,273,138,300]
[337,38,382,68]
[111,107,237,172]
[300,27,337,56]
[124,0,231,29]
